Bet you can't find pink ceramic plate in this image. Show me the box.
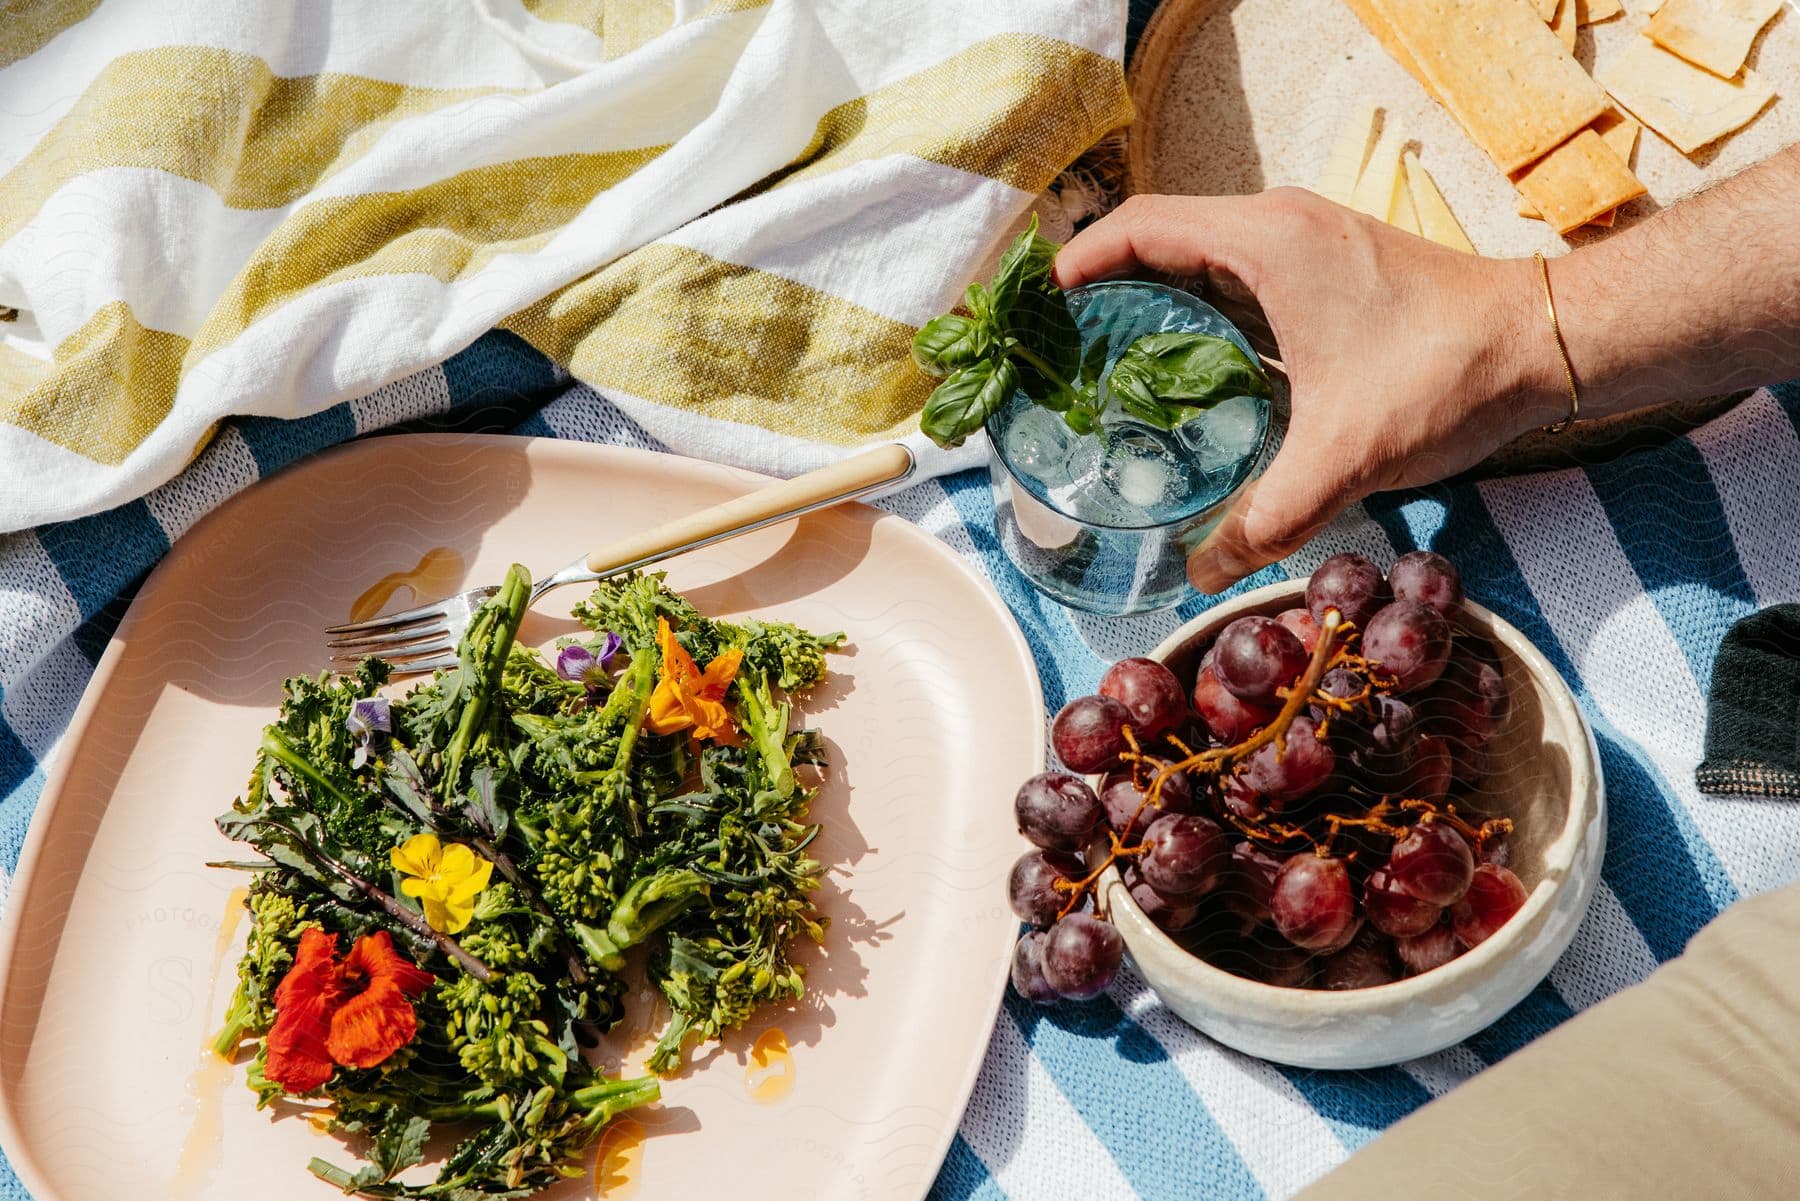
[0,436,1041,1201]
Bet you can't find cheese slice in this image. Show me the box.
[1388,167,1422,233]
[1403,150,1475,251]
[1551,0,1579,52]
[1350,130,1407,220]
[1314,100,1383,205]
[1599,36,1777,155]
[1646,0,1783,80]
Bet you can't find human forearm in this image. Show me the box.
[1545,142,1800,422]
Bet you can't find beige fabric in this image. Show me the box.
[1299,884,1800,1201]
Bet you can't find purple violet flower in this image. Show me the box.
[557,633,623,701]
[345,696,392,769]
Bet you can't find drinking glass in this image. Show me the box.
[985,280,1281,616]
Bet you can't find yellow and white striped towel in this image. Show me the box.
[0,0,1131,531]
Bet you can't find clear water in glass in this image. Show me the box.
[986,281,1278,615]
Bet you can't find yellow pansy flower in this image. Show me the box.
[390,832,493,935]
[645,616,743,745]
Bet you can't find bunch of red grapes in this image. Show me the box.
[1008,551,1530,1004]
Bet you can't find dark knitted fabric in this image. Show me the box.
[1696,605,1800,798]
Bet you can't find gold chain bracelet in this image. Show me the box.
[1534,251,1579,434]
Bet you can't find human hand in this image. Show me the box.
[1053,189,1568,593]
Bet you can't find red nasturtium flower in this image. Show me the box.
[266,928,435,1092]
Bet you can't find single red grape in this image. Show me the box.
[1014,772,1105,852]
[1270,854,1357,951]
[1214,616,1309,706]
[1389,550,1463,615]
[1306,553,1391,629]
[1243,938,1316,987]
[1363,601,1452,693]
[1388,822,1476,907]
[1319,929,1398,990]
[1452,864,1528,948]
[1051,694,1133,773]
[1011,931,1060,1003]
[1125,870,1201,933]
[1140,813,1228,898]
[1240,714,1336,804]
[1310,666,1368,729]
[1041,913,1124,1000]
[1192,662,1277,743]
[1276,607,1321,652]
[1407,734,1454,804]
[1101,768,1194,841]
[1221,841,1284,924]
[1363,867,1444,937]
[1420,654,1507,748]
[1395,918,1461,975]
[1098,657,1189,740]
[1008,850,1084,928]
[1221,775,1266,822]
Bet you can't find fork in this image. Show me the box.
[324,443,916,674]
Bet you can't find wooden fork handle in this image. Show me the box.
[582,443,916,577]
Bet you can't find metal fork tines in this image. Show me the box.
[324,586,500,673]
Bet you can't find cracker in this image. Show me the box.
[1373,0,1609,173]
[1518,109,1639,219]
[1511,127,1648,232]
[1582,0,1623,22]
[1598,35,1777,154]
[1403,149,1476,251]
[1551,0,1579,51]
[1534,0,1559,18]
[1342,0,1441,100]
[1647,0,1783,80]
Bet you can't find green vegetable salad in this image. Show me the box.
[211,568,840,1197]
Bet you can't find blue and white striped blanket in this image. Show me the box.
[4,332,1798,1200]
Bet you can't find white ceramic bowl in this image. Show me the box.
[1100,579,1605,1070]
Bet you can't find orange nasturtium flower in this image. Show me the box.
[390,832,494,935]
[266,928,434,1092]
[645,617,743,745]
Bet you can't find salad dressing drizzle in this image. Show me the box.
[348,546,465,623]
[170,885,249,1198]
[591,1118,646,1198]
[745,1027,794,1104]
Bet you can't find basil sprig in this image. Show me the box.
[912,216,1272,448]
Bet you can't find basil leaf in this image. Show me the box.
[911,314,992,377]
[988,214,1059,317]
[1007,286,1083,388]
[964,282,995,327]
[920,356,1020,448]
[1105,332,1272,429]
[1006,326,1079,413]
